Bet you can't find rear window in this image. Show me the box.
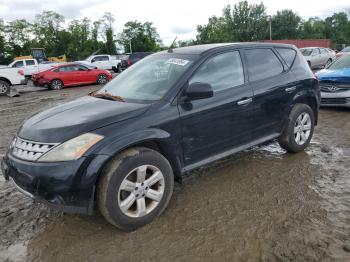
[276,48,296,68]
[245,48,284,82]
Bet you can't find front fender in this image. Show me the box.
[97,128,171,156]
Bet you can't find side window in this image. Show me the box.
[58,66,74,72]
[320,48,327,54]
[91,57,99,63]
[12,61,24,68]
[276,48,297,68]
[245,48,284,82]
[25,60,36,66]
[189,51,244,93]
[75,65,88,71]
[312,49,320,55]
[100,56,109,61]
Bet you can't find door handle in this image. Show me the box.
[237,97,252,106]
[285,86,296,92]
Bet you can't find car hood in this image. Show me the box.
[316,68,350,83]
[18,96,150,142]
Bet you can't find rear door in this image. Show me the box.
[56,65,77,85]
[178,50,254,166]
[74,64,96,84]
[243,47,298,140]
[311,48,322,67]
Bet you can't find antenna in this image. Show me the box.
[168,36,178,53]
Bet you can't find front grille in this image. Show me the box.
[319,82,350,93]
[12,137,57,161]
[321,98,350,105]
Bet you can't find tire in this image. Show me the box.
[0,80,10,96]
[278,103,314,153]
[117,64,121,73]
[325,58,332,67]
[49,79,63,90]
[97,147,174,230]
[97,74,109,85]
[307,61,311,68]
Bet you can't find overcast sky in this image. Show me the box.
[0,0,349,45]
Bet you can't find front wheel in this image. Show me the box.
[278,104,314,153]
[97,147,174,230]
[0,80,10,96]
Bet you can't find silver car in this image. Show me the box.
[300,47,336,69]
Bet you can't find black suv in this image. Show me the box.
[121,52,153,70]
[2,43,320,230]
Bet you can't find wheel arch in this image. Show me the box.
[292,94,318,125]
[0,77,12,86]
[92,129,183,187]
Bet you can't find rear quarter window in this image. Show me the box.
[244,48,284,82]
[276,48,297,68]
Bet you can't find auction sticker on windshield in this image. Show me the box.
[166,58,190,66]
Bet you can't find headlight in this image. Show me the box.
[39,133,104,162]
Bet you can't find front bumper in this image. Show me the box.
[1,152,110,215]
[321,90,350,107]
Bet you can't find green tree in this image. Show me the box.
[5,19,32,57]
[101,12,117,54]
[272,10,301,39]
[32,11,65,57]
[119,20,162,52]
[299,17,326,39]
[196,1,268,43]
[325,12,350,47]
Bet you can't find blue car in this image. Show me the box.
[316,55,350,107]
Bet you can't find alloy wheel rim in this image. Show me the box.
[294,112,312,145]
[0,84,8,94]
[118,165,165,218]
[98,75,107,84]
[52,80,62,90]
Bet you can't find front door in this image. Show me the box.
[178,50,254,167]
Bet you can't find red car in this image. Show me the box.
[32,63,113,90]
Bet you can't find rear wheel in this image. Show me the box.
[49,79,63,90]
[97,74,109,85]
[97,147,174,230]
[0,80,10,96]
[278,104,314,153]
[325,58,332,67]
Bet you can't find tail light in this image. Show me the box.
[18,69,24,76]
[127,58,132,66]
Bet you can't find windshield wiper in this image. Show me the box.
[90,91,125,102]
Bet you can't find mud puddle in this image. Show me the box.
[1,87,349,261]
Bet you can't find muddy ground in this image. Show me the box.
[0,85,349,262]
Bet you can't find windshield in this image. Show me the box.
[341,46,350,52]
[328,55,350,70]
[300,48,313,56]
[98,54,196,103]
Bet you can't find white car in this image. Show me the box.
[7,59,58,77]
[77,55,121,72]
[0,67,26,95]
[300,47,336,69]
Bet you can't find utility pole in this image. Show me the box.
[267,15,272,40]
[129,39,132,53]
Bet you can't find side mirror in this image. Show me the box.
[185,82,213,101]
